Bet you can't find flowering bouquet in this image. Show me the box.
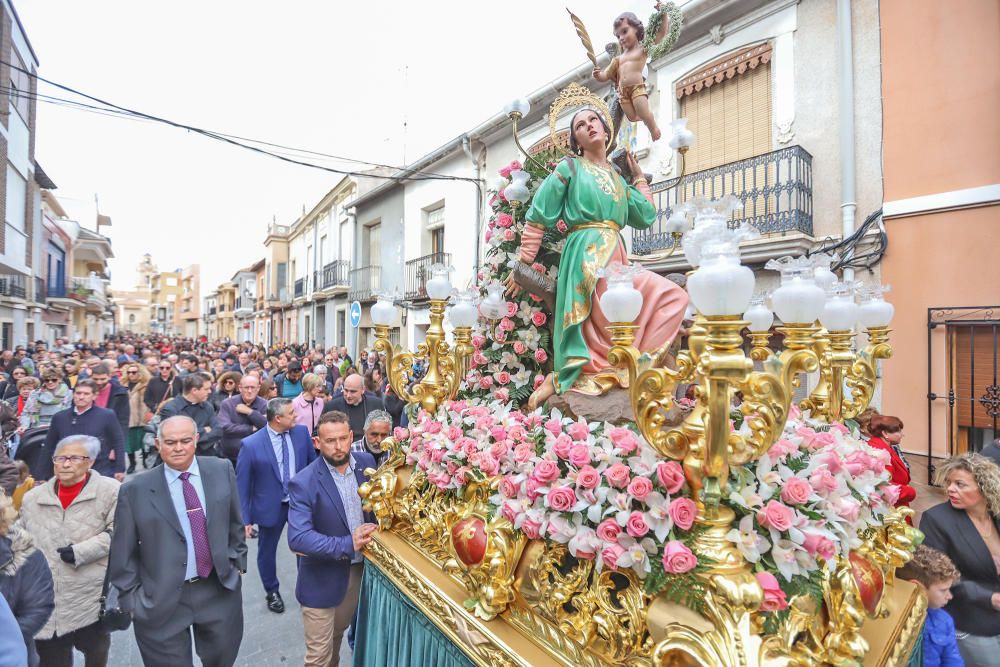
[724,407,896,623]
[399,400,711,608]
[463,155,567,408]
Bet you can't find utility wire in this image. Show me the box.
[2,60,483,186]
[807,207,887,273]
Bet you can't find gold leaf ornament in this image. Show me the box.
[547,82,615,158]
[566,8,598,67]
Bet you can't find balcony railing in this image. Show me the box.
[32,277,45,302]
[633,145,814,256]
[317,260,350,290]
[294,277,305,299]
[349,265,381,302]
[405,252,452,301]
[0,274,26,299]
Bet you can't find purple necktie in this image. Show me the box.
[179,472,213,578]
[280,432,290,497]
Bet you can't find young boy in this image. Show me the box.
[897,545,963,666]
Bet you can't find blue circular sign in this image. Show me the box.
[350,301,362,328]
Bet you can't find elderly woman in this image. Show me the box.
[291,373,325,435]
[19,434,119,666]
[920,453,1000,665]
[0,489,54,667]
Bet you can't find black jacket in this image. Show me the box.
[40,406,125,480]
[159,395,222,455]
[144,375,183,414]
[0,528,55,667]
[322,395,384,442]
[102,379,130,440]
[920,501,1000,636]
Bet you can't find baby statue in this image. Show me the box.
[591,3,683,142]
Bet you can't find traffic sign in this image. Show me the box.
[350,301,362,328]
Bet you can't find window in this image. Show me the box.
[47,243,65,294]
[166,277,178,287]
[8,49,30,122]
[276,263,287,299]
[5,165,26,231]
[339,221,351,261]
[426,206,445,229]
[319,235,327,265]
[678,44,773,173]
[337,310,346,347]
[431,227,445,256]
[364,223,381,267]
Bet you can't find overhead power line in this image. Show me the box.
[2,60,482,187]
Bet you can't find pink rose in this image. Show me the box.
[595,518,621,542]
[499,317,515,332]
[575,465,601,489]
[627,476,654,501]
[601,543,624,570]
[393,427,410,441]
[780,477,812,505]
[503,229,515,242]
[567,421,590,442]
[521,517,543,539]
[513,443,533,463]
[568,444,591,468]
[835,498,861,523]
[471,334,486,349]
[513,341,527,355]
[801,532,837,561]
[472,351,488,366]
[556,220,568,233]
[758,500,794,532]
[534,348,548,363]
[882,484,901,506]
[499,165,512,178]
[756,571,789,611]
[499,476,519,498]
[425,421,443,435]
[546,485,578,512]
[509,160,522,171]
[656,461,686,494]
[531,460,561,484]
[608,427,639,453]
[505,301,518,317]
[494,388,510,402]
[543,418,563,436]
[604,463,631,489]
[668,497,698,531]
[497,371,511,385]
[531,311,547,326]
[478,376,493,390]
[830,422,850,435]
[661,541,698,574]
[501,502,517,523]
[625,511,650,538]
[809,468,838,494]
[525,478,543,502]
[552,433,573,459]
[479,454,500,476]
[497,213,514,228]
[534,374,546,390]
[484,229,493,242]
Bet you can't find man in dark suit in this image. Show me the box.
[160,372,222,457]
[322,374,383,442]
[236,397,316,614]
[89,362,129,442]
[108,415,247,667]
[217,374,267,464]
[40,380,125,481]
[288,410,377,667]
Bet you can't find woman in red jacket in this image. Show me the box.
[868,414,916,507]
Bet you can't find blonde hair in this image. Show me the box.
[301,373,322,392]
[0,491,15,536]
[935,453,1000,516]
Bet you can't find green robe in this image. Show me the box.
[525,157,657,393]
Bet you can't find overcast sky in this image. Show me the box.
[18,0,661,292]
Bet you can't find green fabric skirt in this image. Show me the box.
[127,426,146,454]
[353,561,475,667]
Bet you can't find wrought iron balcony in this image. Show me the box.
[316,260,350,291]
[405,252,452,302]
[32,277,45,302]
[0,274,26,299]
[349,265,381,302]
[294,277,305,299]
[633,145,814,256]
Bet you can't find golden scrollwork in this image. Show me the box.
[358,437,406,530]
[547,82,615,157]
[841,326,893,420]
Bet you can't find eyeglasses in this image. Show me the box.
[159,366,172,370]
[45,378,59,384]
[52,455,90,464]
[126,370,138,375]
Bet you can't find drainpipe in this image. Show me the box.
[837,0,857,283]
[311,218,319,348]
[348,207,359,364]
[462,135,484,281]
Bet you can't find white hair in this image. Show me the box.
[54,434,101,460]
[157,415,198,439]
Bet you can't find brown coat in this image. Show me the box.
[128,381,149,428]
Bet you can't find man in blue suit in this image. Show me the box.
[235,397,316,614]
[287,410,376,667]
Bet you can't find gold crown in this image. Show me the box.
[548,82,614,157]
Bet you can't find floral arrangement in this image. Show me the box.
[462,154,567,407]
[643,2,685,63]
[724,407,896,626]
[399,400,711,609]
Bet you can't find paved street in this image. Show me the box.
[77,470,352,666]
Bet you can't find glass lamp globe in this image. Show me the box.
[766,256,826,324]
[819,282,859,332]
[743,295,774,333]
[479,282,508,320]
[812,253,838,291]
[503,170,530,206]
[503,98,531,119]
[858,285,894,329]
[688,240,756,316]
[665,205,691,234]
[668,118,695,151]
[371,294,397,326]
[449,291,480,328]
[426,264,453,301]
[598,263,644,323]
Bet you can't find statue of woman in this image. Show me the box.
[506,107,689,409]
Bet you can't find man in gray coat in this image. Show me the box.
[108,416,247,666]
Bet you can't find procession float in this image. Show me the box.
[353,5,925,666]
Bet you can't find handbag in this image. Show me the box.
[98,560,132,632]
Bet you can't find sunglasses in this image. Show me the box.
[127,370,139,375]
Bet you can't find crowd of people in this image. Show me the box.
[0,335,404,666]
[1,334,999,666]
